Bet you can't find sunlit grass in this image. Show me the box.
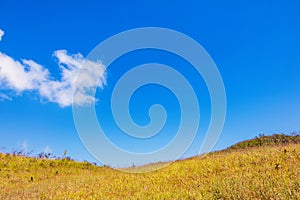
[0,136,299,199]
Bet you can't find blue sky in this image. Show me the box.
[0,0,299,166]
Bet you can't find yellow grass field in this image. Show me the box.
[0,140,299,199]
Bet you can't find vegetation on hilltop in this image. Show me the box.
[229,133,300,150]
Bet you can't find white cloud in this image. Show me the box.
[0,53,49,91]
[0,29,4,41]
[0,36,106,107]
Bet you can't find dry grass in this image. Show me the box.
[0,143,299,199]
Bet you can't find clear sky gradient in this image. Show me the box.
[0,0,299,165]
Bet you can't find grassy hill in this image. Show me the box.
[1,134,299,199]
[229,133,300,149]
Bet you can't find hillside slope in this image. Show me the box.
[0,135,299,199]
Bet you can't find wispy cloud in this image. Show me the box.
[0,92,12,101]
[21,140,28,153]
[44,145,52,154]
[0,30,106,107]
[0,29,4,41]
